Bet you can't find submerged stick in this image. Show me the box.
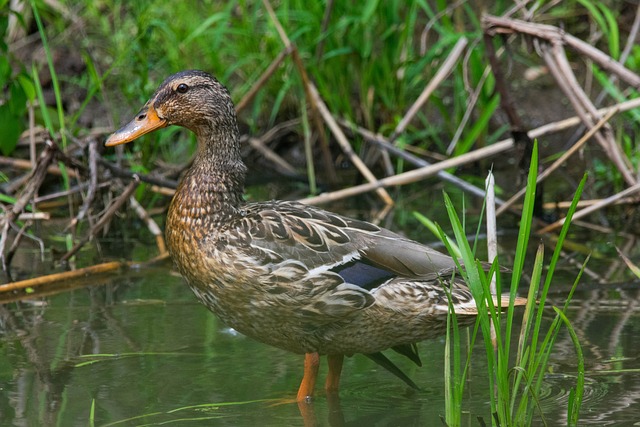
[0,261,126,292]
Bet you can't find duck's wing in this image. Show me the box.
[237,200,456,279]
[226,201,461,322]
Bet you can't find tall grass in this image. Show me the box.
[441,143,586,426]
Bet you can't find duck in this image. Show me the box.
[105,70,525,402]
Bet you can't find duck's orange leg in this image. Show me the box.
[325,354,344,394]
[297,352,320,402]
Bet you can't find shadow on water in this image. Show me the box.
[1,263,640,426]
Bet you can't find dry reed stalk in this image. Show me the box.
[538,182,640,234]
[496,108,619,216]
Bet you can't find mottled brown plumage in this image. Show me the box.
[105,70,525,401]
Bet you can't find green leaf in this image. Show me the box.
[18,73,36,101]
[0,104,22,155]
[9,80,28,116]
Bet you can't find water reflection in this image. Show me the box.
[1,267,639,426]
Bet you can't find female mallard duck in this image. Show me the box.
[106,70,524,402]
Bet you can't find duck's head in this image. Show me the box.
[105,70,237,147]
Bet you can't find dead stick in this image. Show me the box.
[248,138,298,175]
[262,0,338,185]
[34,182,110,204]
[1,139,57,275]
[538,182,640,234]
[69,139,98,229]
[99,158,178,189]
[306,82,394,205]
[541,43,636,186]
[496,107,619,216]
[390,37,468,141]
[538,197,640,210]
[129,196,167,255]
[340,119,504,204]
[529,98,640,138]
[0,155,78,179]
[60,177,140,262]
[236,46,291,114]
[300,97,640,206]
[300,139,513,205]
[0,261,126,292]
[483,15,640,89]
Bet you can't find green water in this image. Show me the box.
[1,262,639,426]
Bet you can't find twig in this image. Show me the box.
[538,182,640,234]
[496,107,619,216]
[1,139,57,278]
[33,182,110,204]
[339,119,505,204]
[17,212,50,220]
[129,196,167,255]
[98,158,178,189]
[390,37,468,142]
[60,177,141,262]
[69,139,98,229]
[0,155,79,179]
[0,261,126,292]
[241,118,300,175]
[302,96,640,206]
[248,138,298,176]
[236,46,292,114]
[538,197,640,210]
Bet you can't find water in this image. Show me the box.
[2,260,639,426]
[1,186,639,426]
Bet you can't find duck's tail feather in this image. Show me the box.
[453,294,528,315]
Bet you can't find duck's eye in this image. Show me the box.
[176,83,189,94]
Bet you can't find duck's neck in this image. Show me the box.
[170,128,247,226]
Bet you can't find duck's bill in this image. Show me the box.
[105,104,167,147]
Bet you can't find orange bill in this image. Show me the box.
[105,103,167,147]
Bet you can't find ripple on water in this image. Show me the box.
[538,374,614,425]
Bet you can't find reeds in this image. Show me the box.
[441,143,586,426]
